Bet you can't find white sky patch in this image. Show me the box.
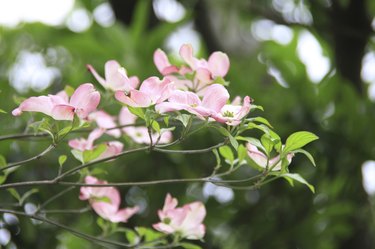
[66,8,92,33]
[267,65,289,87]
[0,0,74,27]
[93,3,115,28]
[297,31,330,83]
[9,51,60,94]
[361,52,375,83]
[165,23,201,55]
[203,182,234,204]
[153,0,186,23]
[362,161,375,195]
[251,19,293,45]
[272,0,313,25]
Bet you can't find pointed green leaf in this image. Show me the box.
[219,145,234,164]
[284,131,318,153]
[237,144,247,163]
[180,242,202,249]
[293,149,316,167]
[128,106,145,120]
[83,144,107,163]
[0,109,6,114]
[58,155,67,167]
[175,113,191,127]
[281,173,315,193]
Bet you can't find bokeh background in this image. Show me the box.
[0,0,375,248]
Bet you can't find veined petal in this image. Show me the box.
[201,84,229,113]
[70,83,101,119]
[154,49,179,75]
[107,206,139,223]
[246,143,268,168]
[51,104,75,120]
[179,44,196,69]
[208,51,230,77]
[105,60,132,91]
[12,96,55,117]
[86,64,107,88]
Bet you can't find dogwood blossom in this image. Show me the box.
[155,84,229,119]
[213,96,252,126]
[87,60,139,92]
[246,142,294,171]
[119,107,172,144]
[115,77,174,108]
[68,129,123,161]
[153,194,206,240]
[88,110,121,138]
[12,83,100,121]
[79,176,139,223]
[154,44,230,94]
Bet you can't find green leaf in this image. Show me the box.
[58,155,67,167]
[128,106,145,120]
[71,149,84,164]
[135,227,164,242]
[228,133,239,150]
[151,121,161,133]
[7,188,21,202]
[281,173,315,193]
[163,116,170,127]
[248,117,273,128]
[83,144,107,163]
[219,145,234,164]
[260,134,273,156]
[237,144,247,163]
[180,242,202,249]
[125,229,139,245]
[0,108,6,114]
[0,155,6,167]
[0,175,6,185]
[293,149,316,167]
[284,131,319,153]
[175,113,191,127]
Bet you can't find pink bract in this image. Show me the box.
[153,193,206,240]
[88,110,121,138]
[79,176,139,223]
[213,96,252,126]
[87,60,139,92]
[118,107,172,144]
[246,143,294,171]
[115,77,174,108]
[12,83,100,121]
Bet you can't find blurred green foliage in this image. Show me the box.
[0,0,375,248]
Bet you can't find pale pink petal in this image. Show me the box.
[169,90,201,106]
[70,83,101,119]
[208,51,230,77]
[156,130,173,144]
[115,90,152,107]
[163,193,178,211]
[201,84,229,113]
[195,68,212,83]
[68,138,89,151]
[119,107,137,126]
[154,49,179,75]
[153,223,175,234]
[185,224,206,240]
[129,76,140,89]
[12,96,54,117]
[51,104,75,120]
[155,102,188,113]
[179,44,196,69]
[86,64,107,88]
[104,60,133,91]
[107,206,139,223]
[246,143,268,168]
[89,111,121,138]
[55,91,70,103]
[87,128,105,148]
[139,77,174,103]
[98,141,123,159]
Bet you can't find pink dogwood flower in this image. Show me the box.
[88,110,121,138]
[153,194,206,240]
[119,107,172,144]
[213,96,252,126]
[153,44,230,95]
[87,60,139,92]
[115,77,174,108]
[155,84,229,119]
[69,129,123,161]
[246,142,294,171]
[79,176,139,223]
[12,83,100,121]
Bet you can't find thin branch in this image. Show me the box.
[0,209,134,247]
[153,142,226,154]
[0,144,56,172]
[37,186,76,212]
